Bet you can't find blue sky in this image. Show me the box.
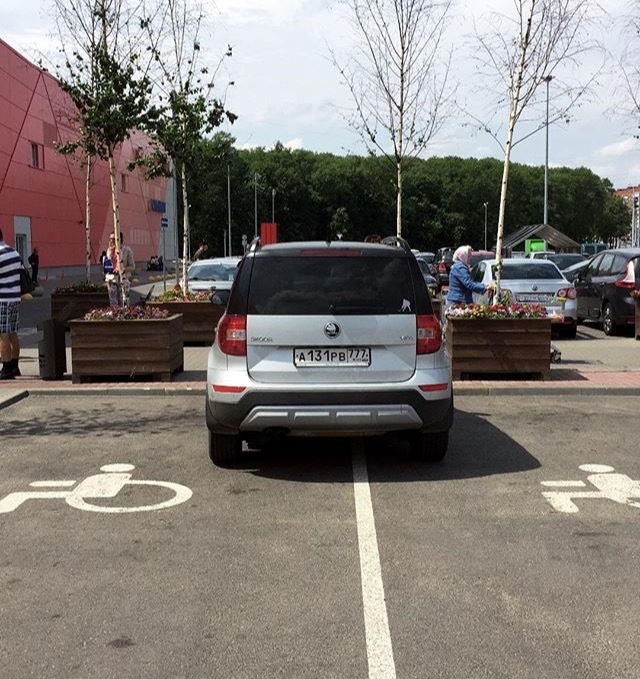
[5,0,640,190]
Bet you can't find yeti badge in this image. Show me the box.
[399,299,411,312]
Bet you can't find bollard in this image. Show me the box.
[38,318,67,380]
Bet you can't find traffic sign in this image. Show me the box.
[161,217,169,228]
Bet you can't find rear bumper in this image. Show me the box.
[206,388,453,437]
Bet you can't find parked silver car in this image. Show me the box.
[469,258,578,338]
[186,257,241,295]
[206,238,453,464]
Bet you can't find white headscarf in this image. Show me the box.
[452,245,472,267]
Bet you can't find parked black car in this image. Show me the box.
[561,256,594,283]
[536,252,587,270]
[574,248,640,335]
[435,247,456,287]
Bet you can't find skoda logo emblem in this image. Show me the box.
[324,322,341,338]
[532,284,538,291]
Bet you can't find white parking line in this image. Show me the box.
[352,445,396,679]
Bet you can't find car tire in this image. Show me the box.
[602,302,620,336]
[410,430,449,462]
[560,322,577,339]
[209,431,242,465]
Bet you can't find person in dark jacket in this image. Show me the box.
[28,247,39,285]
[445,245,494,310]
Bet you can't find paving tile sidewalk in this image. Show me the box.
[2,270,638,406]
[2,345,640,407]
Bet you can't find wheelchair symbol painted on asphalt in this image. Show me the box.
[541,464,640,513]
[0,464,192,514]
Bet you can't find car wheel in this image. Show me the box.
[602,303,619,336]
[208,431,242,465]
[410,430,449,462]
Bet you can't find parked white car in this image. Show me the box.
[469,258,578,338]
[186,257,241,295]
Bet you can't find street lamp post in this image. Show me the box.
[227,162,232,256]
[483,202,488,250]
[544,75,553,226]
[254,174,258,239]
[271,188,276,223]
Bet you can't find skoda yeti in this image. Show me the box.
[205,237,453,464]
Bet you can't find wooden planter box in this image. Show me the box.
[69,314,184,383]
[146,301,224,344]
[446,317,552,380]
[51,291,110,326]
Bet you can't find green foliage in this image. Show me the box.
[52,282,106,294]
[184,135,631,256]
[56,40,156,161]
[152,289,211,302]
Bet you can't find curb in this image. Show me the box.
[0,389,30,410]
[3,382,640,411]
[452,385,640,396]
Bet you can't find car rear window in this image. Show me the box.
[247,255,418,315]
[189,263,237,281]
[547,254,585,269]
[501,263,563,280]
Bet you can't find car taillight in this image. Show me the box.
[217,314,247,356]
[615,261,636,289]
[438,262,447,272]
[556,286,577,300]
[416,314,442,354]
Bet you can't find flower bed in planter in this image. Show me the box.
[445,300,552,380]
[146,290,223,345]
[69,307,183,383]
[51,283,110,327]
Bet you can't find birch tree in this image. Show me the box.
[332,0,454,238]
[52,0,155,304]
[470,0,603,288]
[139,0,235,293]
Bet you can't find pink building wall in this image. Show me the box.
[0,38,168,268]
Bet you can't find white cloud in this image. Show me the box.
[283,137,304,150]
[598,137,639,158]
[5,0,640,189]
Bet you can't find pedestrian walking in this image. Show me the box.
[28,247,39,285]
[193,242,208,260]
[0,228,23,379]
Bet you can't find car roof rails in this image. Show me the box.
[247,237,261,253]
[380,236,413,254]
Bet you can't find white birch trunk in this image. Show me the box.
[107,151,125,306]
[85,155,92,283]
[495,0,534,295]
[180,162,190,293]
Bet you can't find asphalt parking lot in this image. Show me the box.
[2,393,639,679]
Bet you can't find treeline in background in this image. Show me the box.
[187,132,630,256]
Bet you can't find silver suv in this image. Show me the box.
[205,237,453,464]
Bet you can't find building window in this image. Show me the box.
[30,142,44,168]
[121,173,128,192]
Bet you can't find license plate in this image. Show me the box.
[294,347,371,367]
[516,293,553,303]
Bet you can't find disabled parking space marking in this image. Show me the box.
[541,464,640,513]
[0,463,192,514]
